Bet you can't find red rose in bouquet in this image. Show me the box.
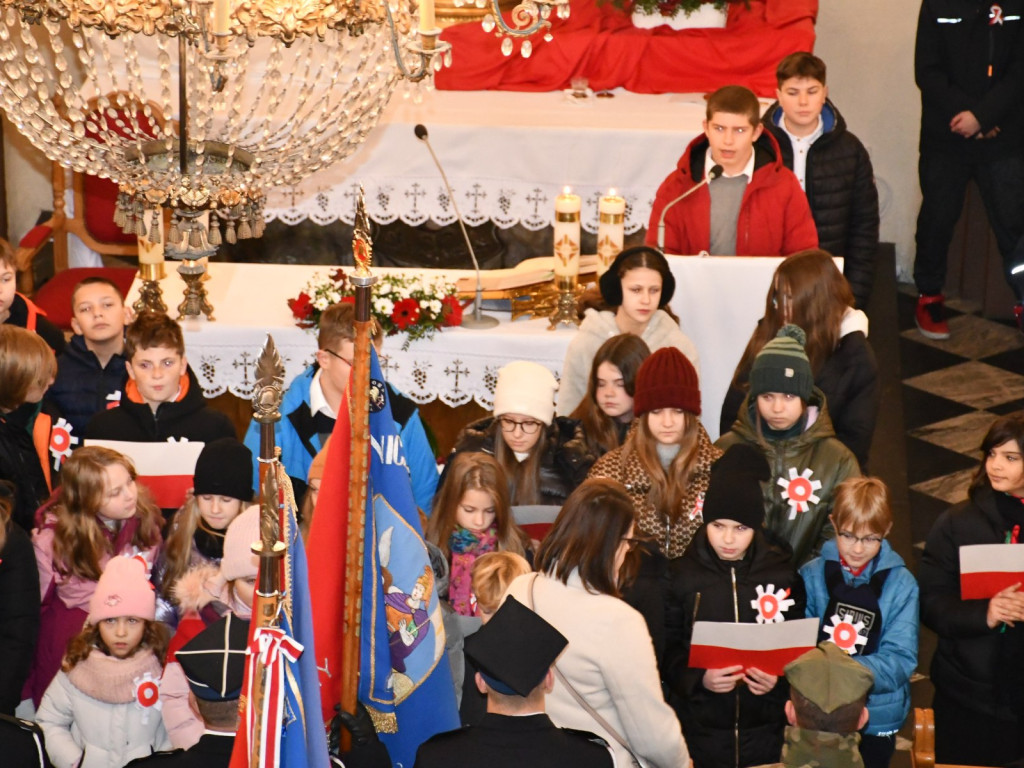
[391,298,421,330]
[288,292,316,327]
[440,295,464,327]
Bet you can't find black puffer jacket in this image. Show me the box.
[916,0,1024,150]
[0,521,40,715]
[440,416,594,506]
[762,100,880,309]
[920,484,1024,718]
[84,366,235,444]
[0,401,62,532]
[664,527,806,768]
[47,334,128,437]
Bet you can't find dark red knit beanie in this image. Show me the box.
[633,347,701,416]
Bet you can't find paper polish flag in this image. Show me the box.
[85,439,205,510]
[688,617,820,676]
[959,543,1024,599]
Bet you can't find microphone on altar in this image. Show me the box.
[414,123,499,330]
[656,164,724,252]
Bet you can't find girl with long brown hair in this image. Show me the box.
[589,347,721,559]
[26,445,162,706]
[570,333,651,458]
[426,452,530,616]
[720,248,878,468]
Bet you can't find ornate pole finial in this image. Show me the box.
[252,335,287,425]
[352,185,373,279]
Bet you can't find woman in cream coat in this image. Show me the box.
[507,478,689,768]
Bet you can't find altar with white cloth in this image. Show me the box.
[131,256,793,440]
[260,89,708,237]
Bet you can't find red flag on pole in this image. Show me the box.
[305,391,353,724]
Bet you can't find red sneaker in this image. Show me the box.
[916,294,950,339]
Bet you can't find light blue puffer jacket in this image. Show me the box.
[800,538,919,736]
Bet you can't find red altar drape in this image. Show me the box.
[435,0,818,97]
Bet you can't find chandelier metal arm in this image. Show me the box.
[383,2,450,83]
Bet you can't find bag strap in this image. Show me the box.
[526,573,642,765]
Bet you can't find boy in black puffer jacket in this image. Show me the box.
[761,52,879,310]
[665,443,806,768]
[47,276,130,436]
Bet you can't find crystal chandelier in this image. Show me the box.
[0,0,447,252]
[0,0,567,316]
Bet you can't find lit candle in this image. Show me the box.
[419,0,436,33]
[597,189,626,276]
[214,0,230,35]
[554,186,581,288]
[137,207,165,267]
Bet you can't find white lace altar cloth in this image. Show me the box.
[128,257,804,439]
[261,90,708,234]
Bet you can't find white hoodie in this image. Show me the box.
[556,308,700,416]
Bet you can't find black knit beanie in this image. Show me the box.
[749,324,814,401]
[702,443,770,529]
[193,438,254,502]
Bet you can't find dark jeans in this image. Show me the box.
[858,732,895,768]
[933,688,1023,766]
[914,145,1024,300]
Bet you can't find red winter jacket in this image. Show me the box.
[646,131,819,257]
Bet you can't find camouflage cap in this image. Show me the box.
[784,642,874,714]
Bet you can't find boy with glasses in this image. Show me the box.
[799,476,919,768]
[244,301,438,511]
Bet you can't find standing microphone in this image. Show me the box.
[414,124,499,330]
[656,164,724,252]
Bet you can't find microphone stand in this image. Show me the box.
[657,164,724,252]
[416,125,499,330]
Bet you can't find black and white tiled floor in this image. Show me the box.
[898,290,1024,548]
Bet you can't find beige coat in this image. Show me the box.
[507,571,689,768]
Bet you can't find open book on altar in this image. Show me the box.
[456,254,600,294]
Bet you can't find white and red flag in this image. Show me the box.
[959,543,1024,599]
[85,438,204,510]
[688,617,819,676]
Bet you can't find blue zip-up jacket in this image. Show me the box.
[244,365,438,514]
[800,538,919,736]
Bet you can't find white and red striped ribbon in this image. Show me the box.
[245,626,304,768]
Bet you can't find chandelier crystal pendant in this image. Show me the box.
[0,0,454,316]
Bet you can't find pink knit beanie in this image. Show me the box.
[88,556,156,624]
[221,504,261,582]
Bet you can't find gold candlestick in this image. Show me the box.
[177,260,215,321]
[133,262,167,315]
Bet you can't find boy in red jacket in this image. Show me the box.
[647,85,818,257]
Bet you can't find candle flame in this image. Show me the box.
[608,188,617,196]
[562,185,572,195]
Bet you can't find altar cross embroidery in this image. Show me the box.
[526,188,547,218]
[379,354,399,380]
[406,183,427,214]
[445,359,470,396]
[467,184,487,215]
[232,351,255,388]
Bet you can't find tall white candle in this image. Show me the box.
[597,189,625,277]
[214,0,230,35]
[419,0,436,32]
[554,187,581,284]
